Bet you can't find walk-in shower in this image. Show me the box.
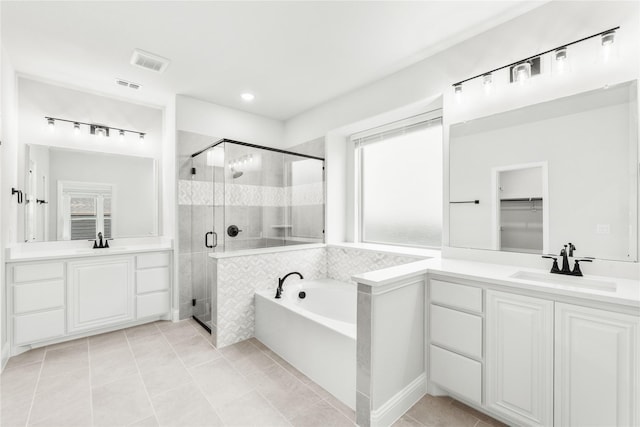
[187,138,325,330]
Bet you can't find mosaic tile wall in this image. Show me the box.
[326,246,423,284]
[214,247,327,347]
[213,245,426,348]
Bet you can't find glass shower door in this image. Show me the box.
[190,145,223,331]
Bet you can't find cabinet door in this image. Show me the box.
[555,303,639,427]
[486,291,553,427]
[67,257,134,332]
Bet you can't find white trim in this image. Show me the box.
[370,373,426,427]
[351,110,443,142]
[1,344,10,372]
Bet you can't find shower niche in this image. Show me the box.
[187,138,325,330]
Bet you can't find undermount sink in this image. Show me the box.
[510,271,617,292]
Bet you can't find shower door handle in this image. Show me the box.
[205,231,215,248]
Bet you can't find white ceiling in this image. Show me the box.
[1,1,545,120]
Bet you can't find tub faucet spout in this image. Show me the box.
[275,271,304,299]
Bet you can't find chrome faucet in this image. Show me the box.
[275,272,304,299]
[542,242,592,276]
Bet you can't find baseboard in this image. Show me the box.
[171,308,179,322]
[370,373,426,427]
[1,342,10,373]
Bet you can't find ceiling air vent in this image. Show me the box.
[115,78,142,90]
[130,48,170,73]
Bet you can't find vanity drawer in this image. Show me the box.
[136,267,170,294]
[14,280,65,314]
[430,279,482,313]
[430,345,482,404]
[13,262,64,283]
[430,304,482,359]
[136,252,170,269]
[137,291,170,319]
[14,309,65,345]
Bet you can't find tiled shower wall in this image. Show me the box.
[213,245,424,348]
[177,134,326,321]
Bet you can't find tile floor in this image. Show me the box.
[1,320,506,427]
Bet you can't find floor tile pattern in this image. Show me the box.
[1,320,505,427]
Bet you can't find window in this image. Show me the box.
[58,182,113,241]
[354,114,443,248]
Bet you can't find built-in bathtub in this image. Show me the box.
[255,278,356,409]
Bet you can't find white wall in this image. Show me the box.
[284,2,639,147]
[176,95,284,148]
[282,1,640,277]
[1,45,18,368]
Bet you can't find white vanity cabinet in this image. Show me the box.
[11,261,66,345]
[7,250,172,355]
[485,290,553,427]
[427,276,639,427]
[554,303,639,427]
[428,279,483,405]
[135,252,171,319]
[67,257,135,332]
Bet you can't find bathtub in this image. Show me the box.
[255,278,356,409]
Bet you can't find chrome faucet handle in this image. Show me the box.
[568,242,576,257]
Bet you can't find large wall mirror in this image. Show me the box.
[24,145,158,242]
[449,80,638,262]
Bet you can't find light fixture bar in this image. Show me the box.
[451,26,620,87]
[44,116,146,138]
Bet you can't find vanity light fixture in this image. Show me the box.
[451,26,620,94]
[601,30,616,63]
[482,73,493,93]
[512,62,531,84]
[139,133,145,142]
[44,117,146,141]
[555,47,568,73]
[601,30,615,46]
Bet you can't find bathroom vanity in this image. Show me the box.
[353,259,639,427]
[5,245,172,356]
[425,264,639,427]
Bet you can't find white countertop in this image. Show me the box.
[5,238,173,262]
[353,257,640,310]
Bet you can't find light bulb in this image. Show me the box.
[73,122,80,136]
[513,62,531,85]
[241,93,255,102]
[555,48,568,74]
[601,30,615,63]
[47,118,55,132]
[139,133,145,142]
[119,130,125,141]
[454,84,462,103]
[482,73,493,94]
[96,127,105,138]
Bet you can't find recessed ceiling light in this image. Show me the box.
[241,93,255,102]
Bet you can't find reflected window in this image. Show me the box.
[58,181,113,241]
[354,115,443,248]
